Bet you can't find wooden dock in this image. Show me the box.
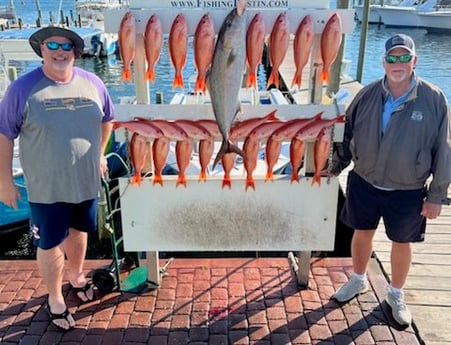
[278,40,451,345]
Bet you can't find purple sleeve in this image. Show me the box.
[0,68,43,139]
[73,67,115,122]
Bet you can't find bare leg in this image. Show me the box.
[64,228,93,300]
[390,241,412,289]
[37,245,75,329]
[351,229,377,275]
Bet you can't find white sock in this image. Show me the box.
[388,285,403,294]
[353,272,367,282]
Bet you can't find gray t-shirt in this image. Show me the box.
[0,66,114,203]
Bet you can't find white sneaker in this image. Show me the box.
[386,288,412,326]
[333,275,369,302]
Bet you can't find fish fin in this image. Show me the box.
[176,175,187,188]
[213,140,246,170]
[266,109,279,121]
[290,172,300,184]
[291,74,301,90]
[122,69,133,83]
[246,72,257,89]
[172,73,184,90]
[194,76,206,94]
[222,176,232,189]
[153,174,164,186]
[245,178,255,191]
[321,69,329,84]
[265,171,274,181]
[311,174,321,186]
[266,70,279,89]
[131,173,142,186]
[145,69,155,83]
[199,170,207,182]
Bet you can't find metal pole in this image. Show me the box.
[356,0,370,83]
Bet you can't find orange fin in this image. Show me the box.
[145,69,155,83]
[246,72,257,89]
[245,178,255,191]
[176,175,187,188]
[222,177,232,189]
[172,73,184,90]
[153,174,164,186]
[122,69,133,83]
[199,171,207,182]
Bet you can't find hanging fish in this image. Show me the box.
[118,11,136,83]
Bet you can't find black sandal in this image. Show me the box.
[71,281,95,303]
[47,307,75,331]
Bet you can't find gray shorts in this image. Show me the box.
[341,170,426,243]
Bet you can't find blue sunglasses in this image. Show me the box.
[42,41,74,52]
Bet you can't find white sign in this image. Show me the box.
[129,0,330,9]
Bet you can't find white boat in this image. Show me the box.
[353,0,403,24]
[417,10,451,32]
[417,0,451,32]
[374,0,439,27]
[75,0,129,57]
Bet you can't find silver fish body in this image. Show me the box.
[207,0,247,169]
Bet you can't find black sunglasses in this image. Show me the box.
[384,54,413,64]
[42,41,74,52]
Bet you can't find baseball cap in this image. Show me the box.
[29,26,84,59]
[385,34,416,55]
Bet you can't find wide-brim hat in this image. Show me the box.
[29,26,84,58]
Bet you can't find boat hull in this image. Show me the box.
[417,11,451,33]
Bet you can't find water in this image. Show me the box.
[7,0,451,103]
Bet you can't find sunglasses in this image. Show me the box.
[42,41,74,52]
[384,54,413,64]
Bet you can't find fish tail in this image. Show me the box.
[153,174,164,186]
[267,110,279,121]
[291,74,301,89]
[265,171,274,181]
[222,176,232,189]
[194,76,206,94]
[122,69,133,83]
[321,69,329,83]
[266,70,279,89]
[213,139,247,170]
[199,170,207,182]
[290,172,299,184]
[176,174,187,188]
[311,174,321,186]
[246,72,257,89]
[131,173,142,185]
[145,69,155,83]
[245,177,255,191]
[172,73,184,90]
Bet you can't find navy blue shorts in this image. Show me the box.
[341,170,426,243]
[29,199,98,250]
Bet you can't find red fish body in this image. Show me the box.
[229,109,278,141]
[320,13,342,84]
[198,137,214,181]
[118,11,136,83]
[295,115,346,141]
[169,13,188,90]
[172,119,211,140]
[152,137,170,186]
[267,12,289,89]
[246,12,265,89]
[312,127,332,186]
[264,136,282,181]
[193,13,215,94]
[144,14,163,83]
[291,15,314,90]
[269,112,324,142]
[129,133,150,185]
[135,118,188,141]
[112,120,164,139]
[175,139,193,188]
[289,137,305,183]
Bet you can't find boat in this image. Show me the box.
[374,0,439,27]
[75,0,129,57]
[417,0,451,32]
[353,0,403,24]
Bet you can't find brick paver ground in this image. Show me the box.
[0,257,423,344]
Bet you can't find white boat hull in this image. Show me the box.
[374,6,423,27]
[417,11,451,32]
[354,5,383,23]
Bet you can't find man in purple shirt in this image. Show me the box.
[0,26,114,331]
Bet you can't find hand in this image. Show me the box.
[100,155,108,179]
[0,181,21,209]
[421,201,442,219]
